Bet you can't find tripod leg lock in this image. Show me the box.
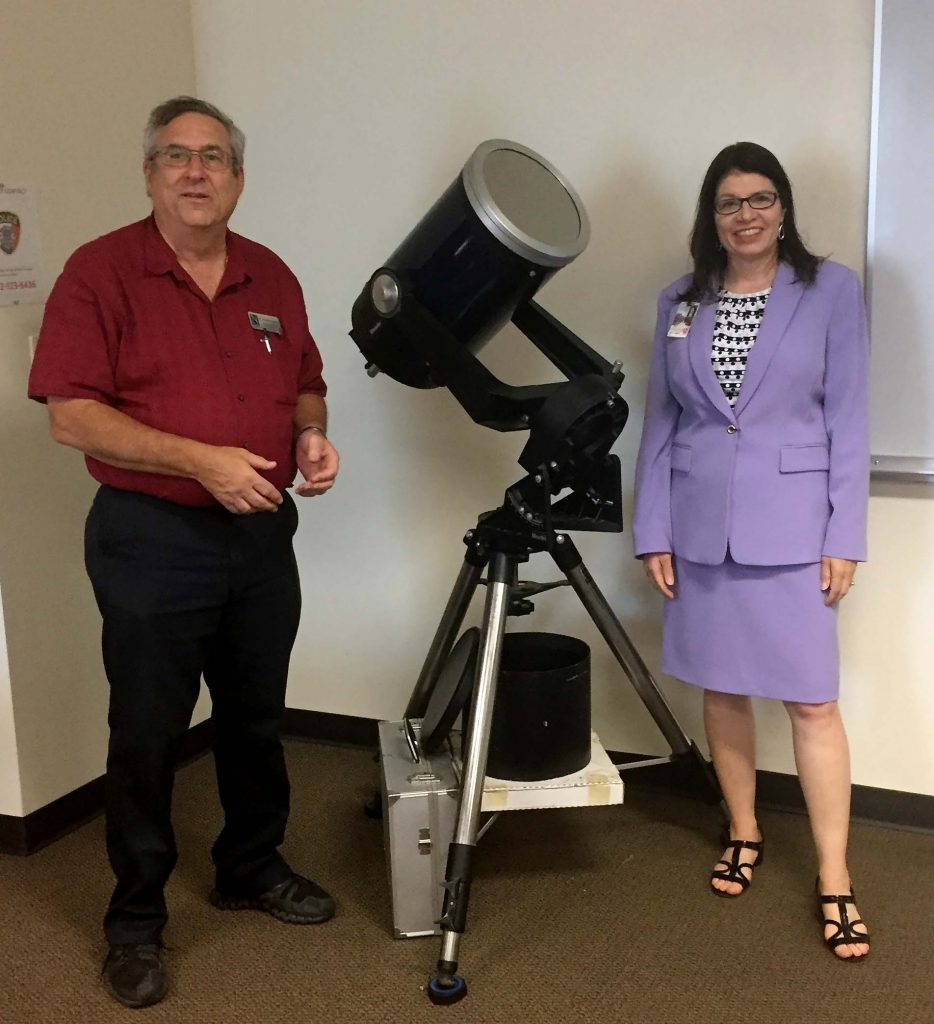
[438,842,475,933]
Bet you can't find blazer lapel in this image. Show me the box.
[733,262,805,417]
[687,299,735,420]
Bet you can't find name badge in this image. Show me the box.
[248,311,283,335]
[667,302,698,339]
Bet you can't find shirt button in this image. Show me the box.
[237,394,245,402]
[726,424,737,434]
[225,351,234,358]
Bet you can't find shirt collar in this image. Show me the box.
[143,214,252,289]
[223,230,250,288]
[143,215,181,277]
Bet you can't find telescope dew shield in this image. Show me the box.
[351,140,590,387]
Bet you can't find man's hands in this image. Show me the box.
[196,428,341,513]
[194,446,283,514]
[199,428,339,513]
[294,429,340,497]
[45,396,340,516]
[47,397,284,515]
[642,552,676,599]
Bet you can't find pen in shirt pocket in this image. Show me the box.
[248,311,282,355]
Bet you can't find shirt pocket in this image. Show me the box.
[779,443,830,473]
[670,442,693,473]
[270,328,304,404]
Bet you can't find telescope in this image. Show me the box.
[350,139,628,538]
[349,139,720,1005]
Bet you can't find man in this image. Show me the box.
[28,96,340,1009]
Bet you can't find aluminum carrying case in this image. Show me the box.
[379,719,459,938]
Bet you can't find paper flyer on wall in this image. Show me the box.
[0,183,47,307]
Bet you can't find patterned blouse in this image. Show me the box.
[711,289,771,406]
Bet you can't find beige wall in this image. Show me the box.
[2,0,931,819]
[0,0,196,816]
[0,587,22,815]
[193,0,934,796]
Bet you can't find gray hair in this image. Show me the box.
[143,96,246,173]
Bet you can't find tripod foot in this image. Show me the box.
[427,972,467,1005]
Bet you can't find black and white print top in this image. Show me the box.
[711,289,770,406]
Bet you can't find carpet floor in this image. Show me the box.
[1,740,932,1023]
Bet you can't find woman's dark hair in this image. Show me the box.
[680,141,821,302]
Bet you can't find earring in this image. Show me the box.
[778,223,785,241]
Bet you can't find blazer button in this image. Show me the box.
[726,424,737,434]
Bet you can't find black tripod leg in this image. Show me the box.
[404,540,487,720]
[550,534,722,805]
[427,552,514,1005]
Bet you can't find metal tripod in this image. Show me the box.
[409,520,722,1005]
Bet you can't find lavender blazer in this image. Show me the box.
[631,260,869,566]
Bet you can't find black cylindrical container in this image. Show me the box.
[487,632,591,781]
[350,140,590,388]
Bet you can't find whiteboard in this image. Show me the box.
[867,0,934,482]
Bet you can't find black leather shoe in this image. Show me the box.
[102,944,167,1008]
[210,873,336,924]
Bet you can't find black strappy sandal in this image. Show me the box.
[709,828,764,898]
[816,881,871,962]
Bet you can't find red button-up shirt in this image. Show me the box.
[29,216,326,506]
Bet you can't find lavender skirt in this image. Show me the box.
[662,554,839,704]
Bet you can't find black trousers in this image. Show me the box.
[85,486,302,946]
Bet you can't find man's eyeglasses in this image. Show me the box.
[713,191,779,216]
[151,145,233,171]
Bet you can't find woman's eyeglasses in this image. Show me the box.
[714,191,779,216]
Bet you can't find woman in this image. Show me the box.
[632,142,870,961]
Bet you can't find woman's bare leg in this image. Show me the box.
[704,690,762,895]
[784,700,869,959]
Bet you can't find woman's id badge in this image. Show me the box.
[667,301,698,339]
